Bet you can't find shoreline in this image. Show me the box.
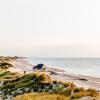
[8,58,100,91]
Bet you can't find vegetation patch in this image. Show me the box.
[0,72,99,100]
[0,62,13,69]
[0,71,19,81]
[14,93,69,100]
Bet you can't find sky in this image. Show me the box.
[0,0,100,57]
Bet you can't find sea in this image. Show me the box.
[27,57,100,78]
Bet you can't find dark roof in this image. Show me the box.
[33,64,44,69]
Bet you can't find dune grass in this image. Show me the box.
[14,93,69,100]
[0,71,19,81]
[0,71,11,77]
[0,72,99,100]
[70,89,99,99]
[0,62,13,69]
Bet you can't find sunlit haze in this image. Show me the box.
[0,0,100,57]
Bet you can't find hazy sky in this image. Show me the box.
[0,0,100,57]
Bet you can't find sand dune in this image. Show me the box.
[8,58,100,91]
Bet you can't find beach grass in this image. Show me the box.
[0,72,99,100]
[14,93,69,100]
[0,71,20,81]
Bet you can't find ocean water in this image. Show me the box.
[27,58,100,77]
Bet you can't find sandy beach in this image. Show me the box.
[8,58,100,91]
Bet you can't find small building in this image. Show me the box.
[33,64,46,70]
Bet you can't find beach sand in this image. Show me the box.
[8,58,100,91]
